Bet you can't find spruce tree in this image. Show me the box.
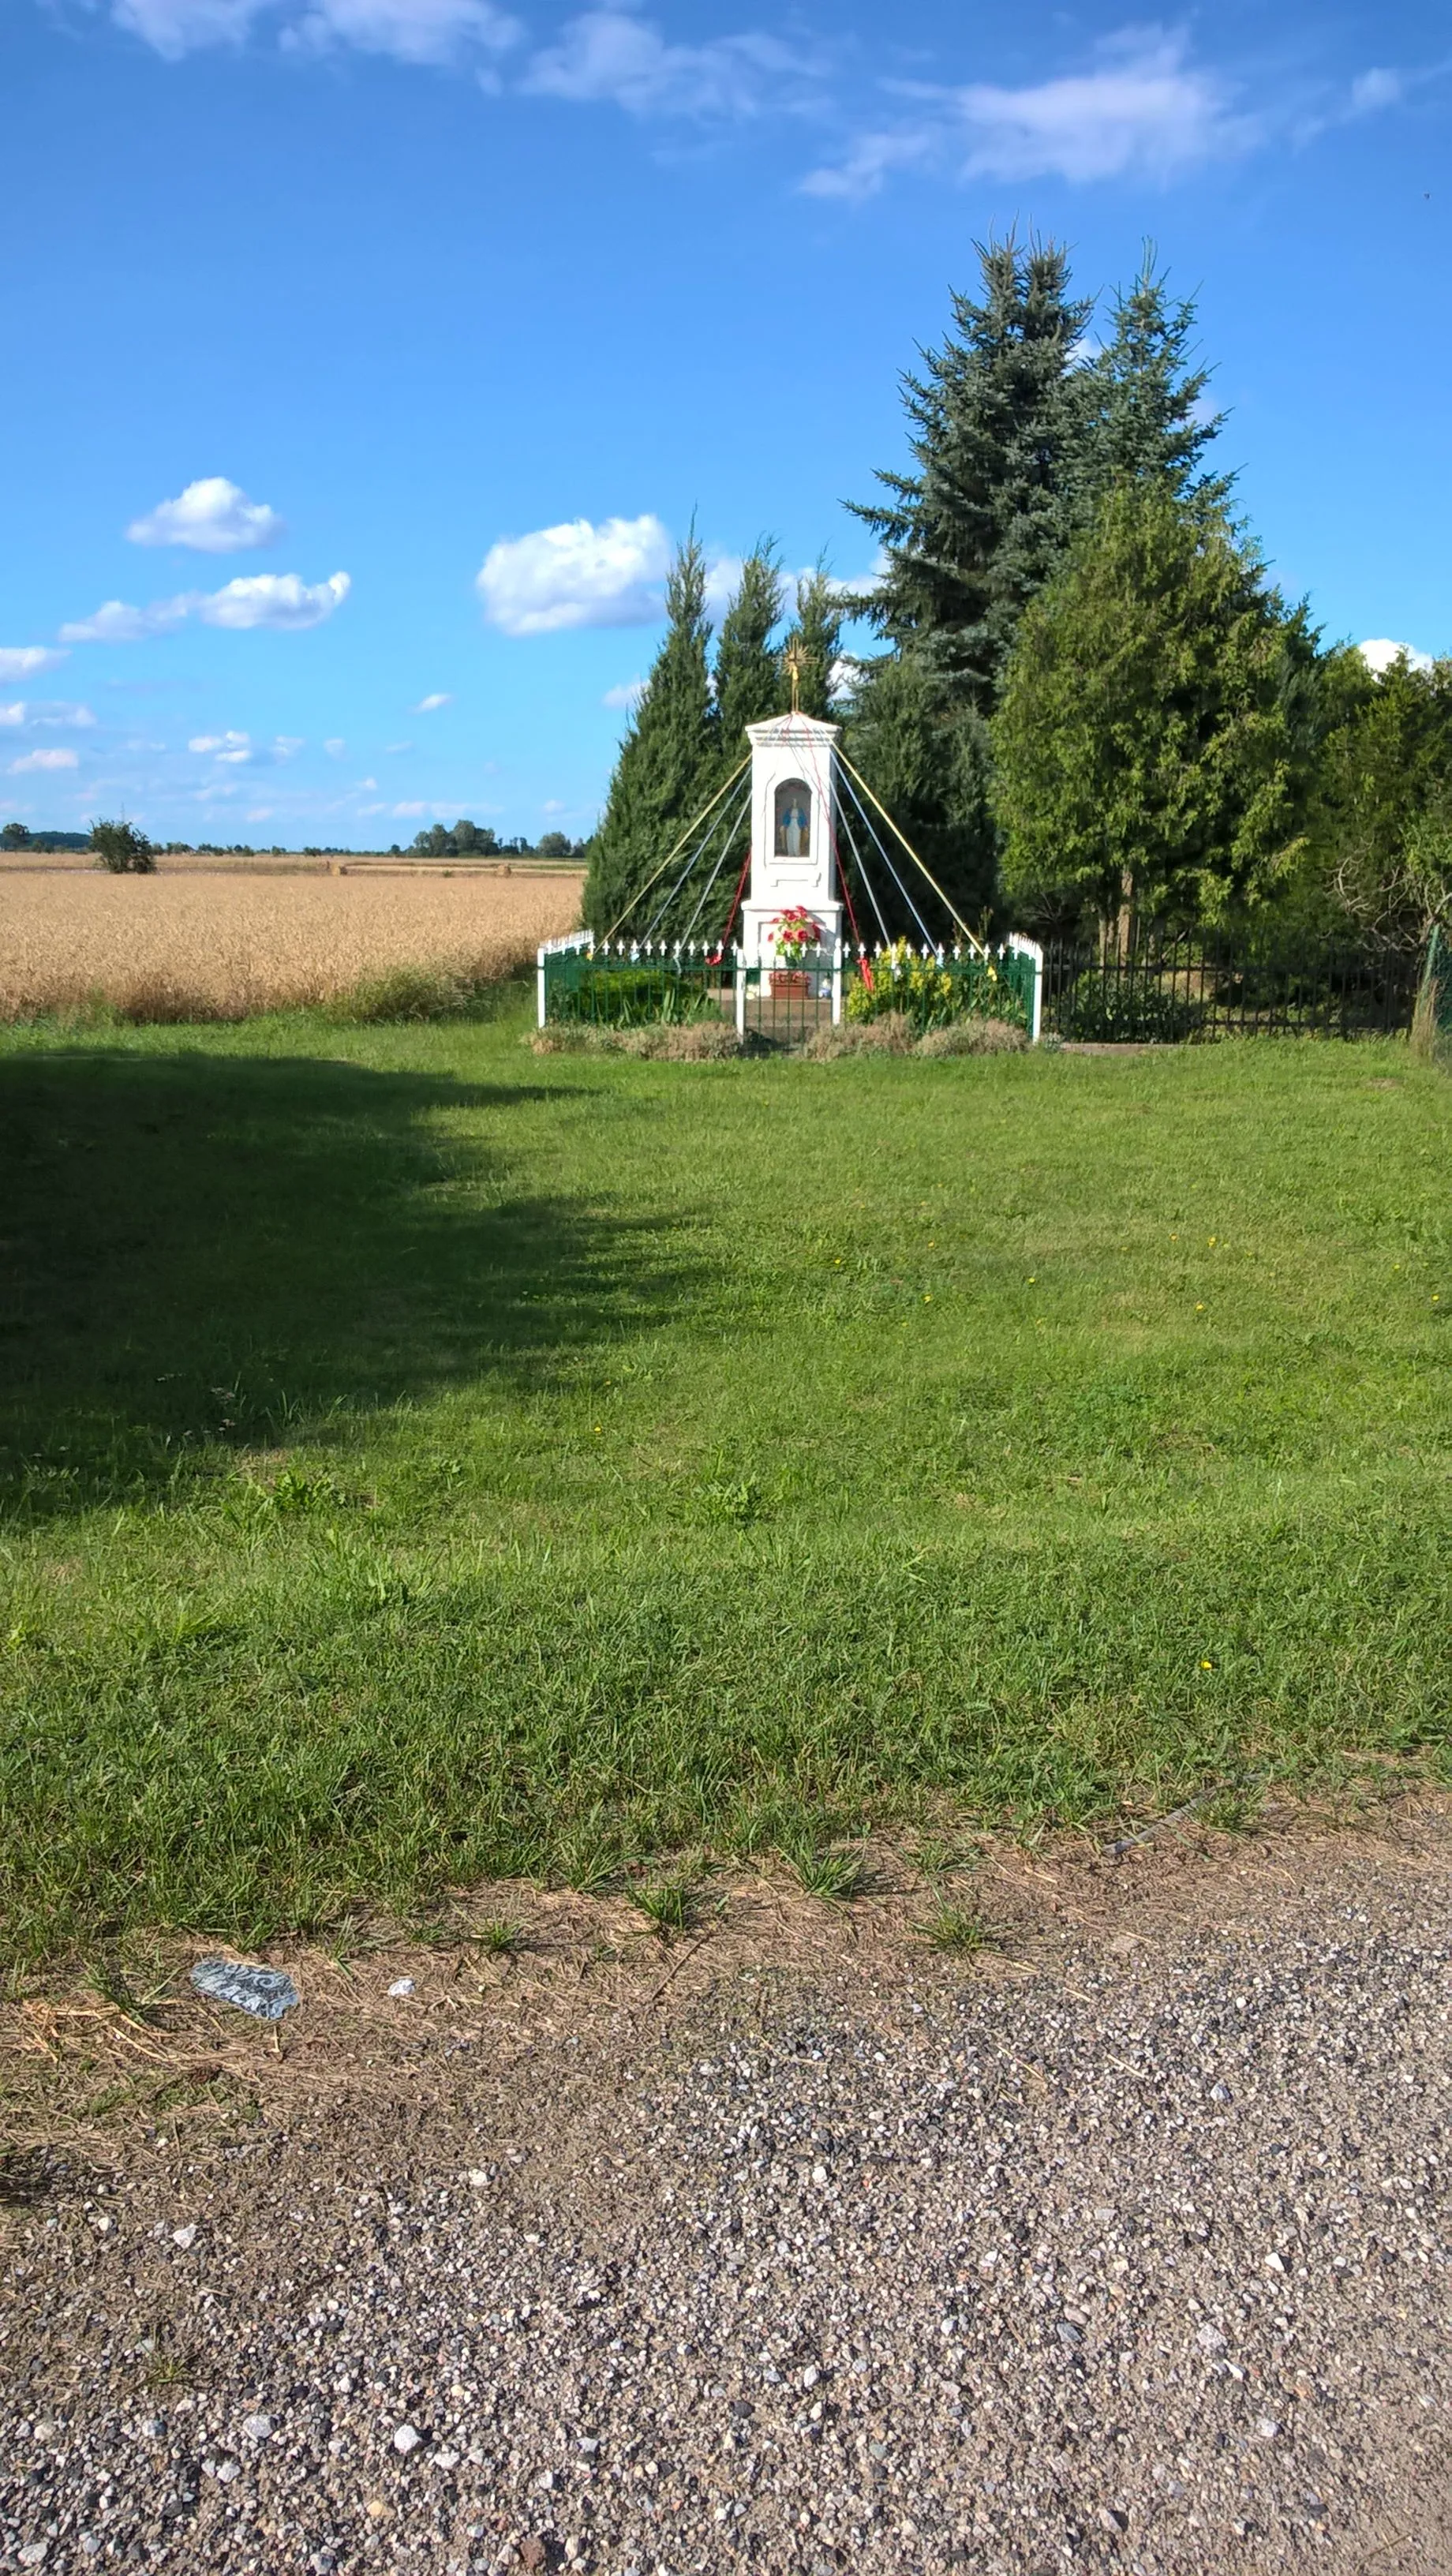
[713,548,784,766]
[1082,249,1229,508]
[850,234,1091,715]
[583,535,717,938]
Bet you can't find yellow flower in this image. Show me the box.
[1200,1658,1214,1669]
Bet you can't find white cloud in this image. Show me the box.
[110,0,258,55]
[325,737,346,757]
[524,10,819,118]
[289,0,518,66]
[10,747,79,773]
[127,476,285,552]
[384,739,414,754]
[189,730,253,762]
[357,775,380,789]
[805,30,1253,200]
[3,699,98,731]
[1359,637,1435,676]
[199,570,350,630]
[602,676,646,711]
[1350,68,1403,115]
[704,552,745,620]
[414,691,453,712]
[0,646,66,680]
[273,735,305,758]
[109,0,517,62]
[477,513,671,635]
[392,800,428,816]
[60,596,189,643]
[61,570,350,643]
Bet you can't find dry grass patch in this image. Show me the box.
[0,871,582,1020]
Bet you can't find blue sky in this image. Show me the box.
[5,1,1450,845]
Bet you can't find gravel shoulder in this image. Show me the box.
[2,1806,1449,2576]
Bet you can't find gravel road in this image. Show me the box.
[2,1816,1449,2576]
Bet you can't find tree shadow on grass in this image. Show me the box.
[0,1046,698,1521]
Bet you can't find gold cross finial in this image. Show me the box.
[784,642,805,715]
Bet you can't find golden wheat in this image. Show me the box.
[0,871,583,1020]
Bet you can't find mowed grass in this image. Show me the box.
[0,1002,1447,1955]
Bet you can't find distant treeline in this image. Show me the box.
[406,821,586,860]
[1,820,586,862]
[1,826,92,852]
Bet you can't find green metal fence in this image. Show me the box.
[538,937,732,1028]
[538,934,1043,1045]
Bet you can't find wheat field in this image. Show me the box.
[0,870,583,1020]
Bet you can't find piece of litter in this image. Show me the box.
[190,1960,298,2021]
[387,1977,416,1998]
[172,2225,197,2250]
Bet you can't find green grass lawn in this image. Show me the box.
[1,998,1448,1955]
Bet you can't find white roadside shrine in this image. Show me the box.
[736,710,844,969]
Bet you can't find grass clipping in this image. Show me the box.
[0,871,582,1022]
[531,1013,1027,1060]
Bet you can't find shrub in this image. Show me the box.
[91,819,156,874]
[1056,976,1197,1043]
[845,938,1027,1034]
[550,964,727,1028]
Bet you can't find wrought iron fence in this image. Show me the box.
[1038,933,1423,1044]
[541,927,1435,1047]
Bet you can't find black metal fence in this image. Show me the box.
[1038,934,1423,1044]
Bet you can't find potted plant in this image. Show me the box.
[769,906,823,997]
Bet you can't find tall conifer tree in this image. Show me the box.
[1082,250,1229,507]
[993,480,1299,947]
[713,549,784,766]
[583,535,717,937]
[850,234,1091,714]
[780,567,842,721]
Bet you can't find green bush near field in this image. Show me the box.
[0,1002,1447,1955]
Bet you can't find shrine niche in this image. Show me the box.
[773,780,811,859]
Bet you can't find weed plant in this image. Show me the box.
[0,1004,1447,1953]
[921,1903,992,1955]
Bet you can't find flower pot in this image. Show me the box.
[770,969,810,997]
